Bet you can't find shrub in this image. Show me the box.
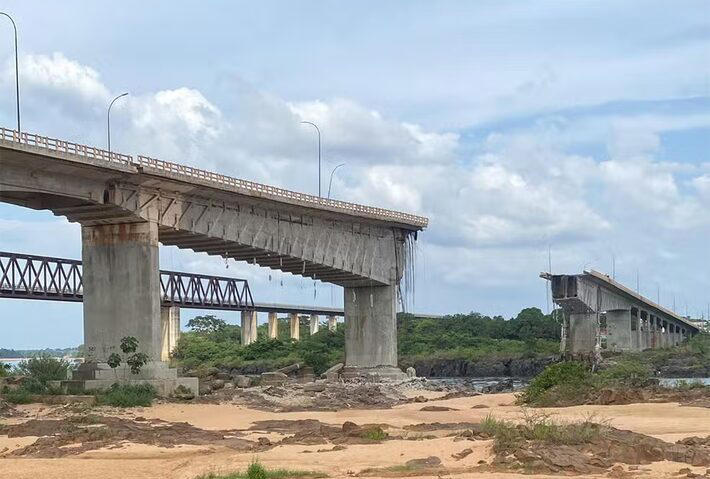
[196,461,326,479]
[16,354,69,385]
[0,363,10,377]
[95,383,156,407]
[362,427,388,441]
[3,387,32,404]
[598,358,651,387]
[688,333,710,357]
[518,361,594,406]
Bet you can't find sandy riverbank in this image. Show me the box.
[2,391,710,479]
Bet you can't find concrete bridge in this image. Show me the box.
[543,270,700,355]
[0,127,427,388]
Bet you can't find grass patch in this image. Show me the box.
[481,412,603,454]
[361,426,388,441]
[517,361,595,406]
[2,388,33,404]
[197,461,327,479]
[95,383,157,407]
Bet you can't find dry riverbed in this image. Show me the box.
[2,389,710,479]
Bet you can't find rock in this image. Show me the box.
[471,404,489,409]
[223,382,235,390]
[173,385,195,400]
[406,367,417,378]
[405,456,442,469]
[276,363,301,375]
[324,363,344,382]
[234,375,252,388]
[261,371,288,386]
[324,363,344,375]
[420,405,459,411]
[257,437,272,446]
[212,379,225,390]
[342,421,362,435]
[215,371,231,380]
[482,378,515,393]
[452,448,473,460]
[198,383,212,395]
[413,395,428,403]
[304,382,326,393]
[297,366,316,383]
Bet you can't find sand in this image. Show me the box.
[2,392,710,479]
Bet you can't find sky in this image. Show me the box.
[0,1,709,349]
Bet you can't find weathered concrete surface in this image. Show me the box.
[289,312,300,341]
[241,310,257,345]
[606,310,632,352]
[344,285,398,369]
[160,306,180,361]
[81,221,161,362]
[310,314,320,335]
[267,312,278,338]
[328,315,337,332]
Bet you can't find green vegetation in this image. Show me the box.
[107,336,150,377]
[173,309,561,374]
[0,355,68,401]
[197,461,326,479]
[2,387,33,404]
[481,412,602,453]
[0,363,9,377]
[519,356,666,406]
[95,383,157,407]
[361,426,388,441]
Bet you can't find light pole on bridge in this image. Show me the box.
[300,120,322,197]
[0,12,20,134]
[327,162,345,199]
[107,92,128,158]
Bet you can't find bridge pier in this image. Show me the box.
[268,312,278,339]
[78,221,196,395]
[328,315,337,332]
[241,310,257,345]
[82,222,162,362]
[342,284,405,380]
[310,314,320,335]
[160,306,180,361]
[289,313,300,341]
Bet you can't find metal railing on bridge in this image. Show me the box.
[0,251,254,310]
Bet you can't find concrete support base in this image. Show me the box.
[160,306,180,361]
[69,361,198,396]
[344,284,399,371]
[268,312,278,339]
[340,366,407,382]
[290,312,300,341]
[241,310,258,345]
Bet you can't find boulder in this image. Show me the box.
[324,362,344,381]
[304,382,326,393]
[215,371,231,380]
[223,382,235,390]
[406,367,417,378]
[234,375,252,388]
[405,457,442,469]
[198,383,212,395]
[276,363,300,375]
[211,379,225,390]
[261,371,288,386]
[342,421,362,435]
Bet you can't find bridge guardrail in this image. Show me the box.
[0,126,428,228]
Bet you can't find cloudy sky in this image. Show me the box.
[1,1,709,348]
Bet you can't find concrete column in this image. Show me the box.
[160,306,180,361]
[343,284,399,370]
[251,311,258,343]
[81,221,161,362]
[567,313,597,354]
[606,310,632,351]
[241,310,257,345]
[310,314,320,335]
[328,315,337,332]
[268,312,278,339]
[289,312,300,341]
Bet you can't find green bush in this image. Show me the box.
[3,387,32,404]
[16,354,69,384]
[598,358,651,387]
[688,333,710,357]
[518,361,594,406]
[196,461,326,479]
[0,363,9,377]
[95,383,157,407]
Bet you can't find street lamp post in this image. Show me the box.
[300,121,321,197]
[327,163,345,199]
[0,12,20,134]
[107,92,128,158]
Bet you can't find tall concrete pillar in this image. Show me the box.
[343,285,404,379]
[567,313,597,354]
[328,315,337,332]
[241,310,257,345]
[606,310,632,351]
[81,221,161,362]
[289,312,300,341]
[268,312,278,339]
[160,306,180,361]
[310,314,320,335]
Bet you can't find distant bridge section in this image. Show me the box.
[542,270,700,354]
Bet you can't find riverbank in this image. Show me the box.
[2,389,710,479]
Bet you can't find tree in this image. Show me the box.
[186,315,227,335]
[107,336,150,379]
